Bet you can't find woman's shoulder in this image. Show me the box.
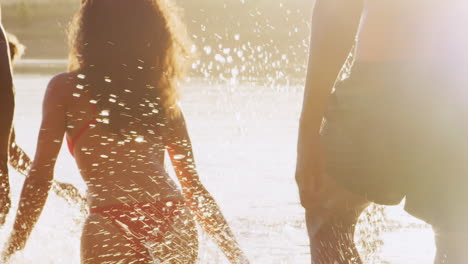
[45,72,79,101]
[48,72,78,89]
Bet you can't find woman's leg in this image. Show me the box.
[148,208,198,264]
[83,207,198,264]
[81,213,152,264]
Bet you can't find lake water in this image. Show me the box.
[1,66,435,263]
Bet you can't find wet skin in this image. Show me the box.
[3,72,249,263]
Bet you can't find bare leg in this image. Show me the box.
[82,209,198,264]
[304,175,371,264]
[81,214,153,264]
[148,208,198,264]
[306,206,370,264]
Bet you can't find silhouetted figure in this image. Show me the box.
[296,1,468,263]
[0,7,15,227]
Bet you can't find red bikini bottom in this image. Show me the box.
[90,200,188,257]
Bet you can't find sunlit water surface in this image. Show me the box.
[1,72,435,263]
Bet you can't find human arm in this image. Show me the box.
[164,109,249,264]
[9,128,87,214]
[9,129,33,176]
[2,75,67,262]
[295,0,364,208]
[0,9,14,226]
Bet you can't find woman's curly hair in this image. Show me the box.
[68,0,192,133]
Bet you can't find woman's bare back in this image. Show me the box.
[60,72,184,208]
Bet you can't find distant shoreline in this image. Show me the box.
[14,59,67,75]
[13,59,305,86]
[5,0,312,83]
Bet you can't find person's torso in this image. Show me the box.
[63,76,183,208]
[356,0,468,66]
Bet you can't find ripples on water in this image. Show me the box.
[1,71,435,263]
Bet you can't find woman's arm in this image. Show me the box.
[9,129,87,213]
[0,11,14,227]
[164,109,249,264]
[295,0,364,208]
[2,74,68,262]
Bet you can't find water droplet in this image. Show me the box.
[214,54,226,63]
[174,154,186,160]
[231,67,239,76]
[203,46,212,55]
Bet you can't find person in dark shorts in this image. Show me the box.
[296,0,468,263]
[0,7,15,227]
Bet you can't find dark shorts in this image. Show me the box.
[321,62,468,230]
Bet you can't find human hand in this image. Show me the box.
[2,230,27,263]
[235,254,250,264]
[227,249,250,264]
[1,245,13,264]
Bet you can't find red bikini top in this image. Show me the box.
[66,105,99,157]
